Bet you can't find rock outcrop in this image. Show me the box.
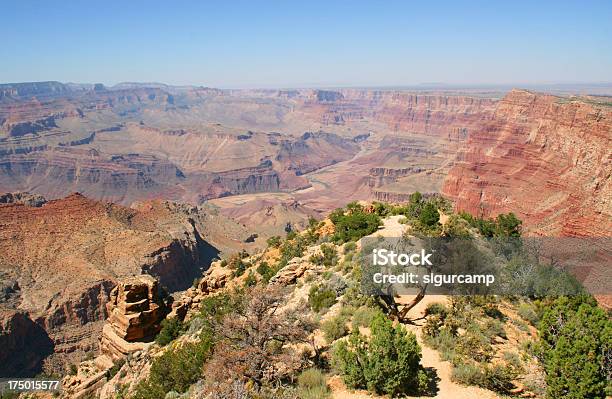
[443,90,612,236]
[100,275,166,361]
[0,191,47,207]
[0,193,225,372]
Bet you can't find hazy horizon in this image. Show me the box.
[2,1,611,88]
[3,81,612,93]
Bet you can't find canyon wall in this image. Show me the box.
[0,193,226,372]
[443,90,611,236]
[0,308,54,377]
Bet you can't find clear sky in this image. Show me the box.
[2,0,611,88]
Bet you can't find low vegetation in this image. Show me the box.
[422,297,523,394]
[107,196,610,399]
[132,338,213,399]
[321,313,349,343]
[308,283,337,312]
[155,318,185,346]
[297,368,331,399]
[329,202,381,243]
[333,313,428,397]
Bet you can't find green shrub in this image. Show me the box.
[309,253,325,265]
[351,306,382,330]
[320,244,338,267]
[277,237,306,268]
[456,329,494,362]
[452,361,517,393]
[132,338,212,399]
[267,235,282,248]
[424,302,448,317]
[483,318,507,340]
[422,313,446,338]
[371,201,394,217]
[537,296,611,399]
[423,329,457,363]
[308,284,337,312]
[297,368,330,399]
[419,202,440,227]
[329,205,381,243]
[108,358,125,379]
[243,270,257,287]
[517,302,538,325]
[459,211,522,238]
[332,314,426,397]
[197,291,243,335]
[232,259,248,277]
[343,241,357,252]
[256,261,276,282]
[322,314,349,343]
[155,318,185,346]
[443,214,472,238]
[452,362,486,387]
[494,213,522,237]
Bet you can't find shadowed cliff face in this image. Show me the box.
[0,309,54,377]
[0,193,240,372]
[442,90,611,236]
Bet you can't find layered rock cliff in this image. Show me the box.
[443,90,612,236]
[298,89,497,137]
[0,148,186,204]
[0,193,231,372]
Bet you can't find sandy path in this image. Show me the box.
[330,295,501,399]
[333,216,501,398]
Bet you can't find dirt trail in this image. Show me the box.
[330,295,501,399]
[333,216,501,399]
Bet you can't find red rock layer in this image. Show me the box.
[443,90,611,237]
[298,89,498,138]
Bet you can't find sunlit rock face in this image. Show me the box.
[443,89,612,237]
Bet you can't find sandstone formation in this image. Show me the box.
[100,275,166,360]
[442,90,612,236]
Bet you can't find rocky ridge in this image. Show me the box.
[0,192,254,373]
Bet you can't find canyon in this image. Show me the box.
[0,191,253,375]
[0,81,610,376]
[2,82,608,237]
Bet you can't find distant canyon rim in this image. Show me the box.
[1,81,609,237]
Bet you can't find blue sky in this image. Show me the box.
[2,0,611,88]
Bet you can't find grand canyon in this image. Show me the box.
[2,81,609,236]
[0,81,610,398]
